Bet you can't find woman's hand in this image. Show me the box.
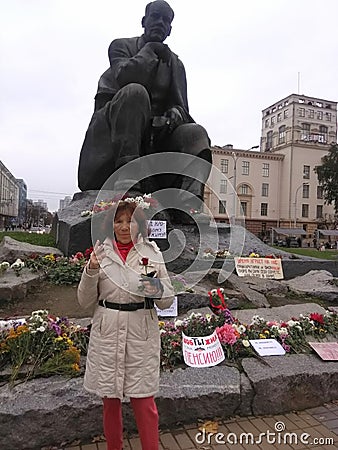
[142,278,163,298]
[89,240,106,269]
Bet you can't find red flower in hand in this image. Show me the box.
[310,313,324,324]
[141,257,149,266]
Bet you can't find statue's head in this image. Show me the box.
[142,1,174,43]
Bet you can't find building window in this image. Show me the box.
[301,123,311,141]
[299,108,305,117]
[301,204,309,218]
[302,184,309,198]
[277,113,282,122]
[262,183,269,197]
[266,131,273,151]
[317,186,323,199]
[220,179,227,194]
[218,200,226,214]
[240,184,249,195]
[319,125,328,143]
[317,111,323,120]
[303,165,310,179]
[260,203,268,216]
[271,116,275,125]
[284,109,289,118]
[240,201,247,216]
[220,159,228,173]
[262,163,270,177]
[265,119,269,128]
[308,109,314,119]
[326,112,332,121]
[316,205,323,219]
[278,125,286,144]
[242,161,250,175]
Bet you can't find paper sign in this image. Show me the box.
[249,339,286,356]
[234,257,284,279]
[148,220,167,239]
[182,330,225,368]
[155,296,178,317]
[0,318,26,331]
[309,342,338,360]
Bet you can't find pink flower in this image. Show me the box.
[216,324,238,345]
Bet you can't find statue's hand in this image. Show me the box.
[165,107,184,133]
[145,42,171,64]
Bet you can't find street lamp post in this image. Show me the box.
[293,183,309,227]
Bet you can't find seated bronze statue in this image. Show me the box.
[78,0,211,214]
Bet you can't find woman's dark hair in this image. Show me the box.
[102,201,149,239]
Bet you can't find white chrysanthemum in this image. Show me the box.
[238,324,246,334]
[242,340,250,348]
[160,329,166,334]
[0,262,10,269]
[36,326,46,332]
[174,319,183,327]
[278,327,288,335]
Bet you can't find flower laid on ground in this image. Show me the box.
[202,248,232,259]
[248,252,260,258]
[11,258,24,276]
[0,310,90,385]
[0,261,10,276]
[170,274,194,294]
[80,193,158,217]
[25,248,93,285]
[159,304,338,370]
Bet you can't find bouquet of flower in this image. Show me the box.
[208,288,228,314]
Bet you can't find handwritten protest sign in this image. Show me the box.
[155,296,178,317]
[249,339,286,356]
[182,330,225,368]
[148,220,166,239]
[234,257,284,279]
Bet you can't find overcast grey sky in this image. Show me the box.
[1,0,338,211]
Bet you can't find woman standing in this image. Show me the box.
[78,200,174,450]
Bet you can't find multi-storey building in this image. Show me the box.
[206,94,337,240]
[0,161,19,229]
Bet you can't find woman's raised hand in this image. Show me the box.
[89,240,105,269]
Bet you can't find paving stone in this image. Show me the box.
[160,432,181,450]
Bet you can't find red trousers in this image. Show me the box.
[103,396,159,450]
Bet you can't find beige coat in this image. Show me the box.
[77,237,174,399]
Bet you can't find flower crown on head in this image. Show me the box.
[81,193,157,217]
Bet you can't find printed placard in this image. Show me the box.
[182,330,225,368]
[0,318,26,330]
[234,257,284,279]
[249,338,286,356]
[148,220,167,239]
[309,342,338,360]
[155,296,178,317]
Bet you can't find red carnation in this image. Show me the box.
[141,257,149,266]
[310,313,324,324]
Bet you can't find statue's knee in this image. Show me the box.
[120,83,150,103]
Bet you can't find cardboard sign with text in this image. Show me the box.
[155,296,178,317]
[182,330,225,368]
[234,257,284,279]
[249,338,286,356]
[309,342,338,360]
[148,220,166,239]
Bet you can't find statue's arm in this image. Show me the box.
[108,38,161,88]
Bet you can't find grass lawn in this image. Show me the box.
[273,246,338,260]
[0,231,56,247]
